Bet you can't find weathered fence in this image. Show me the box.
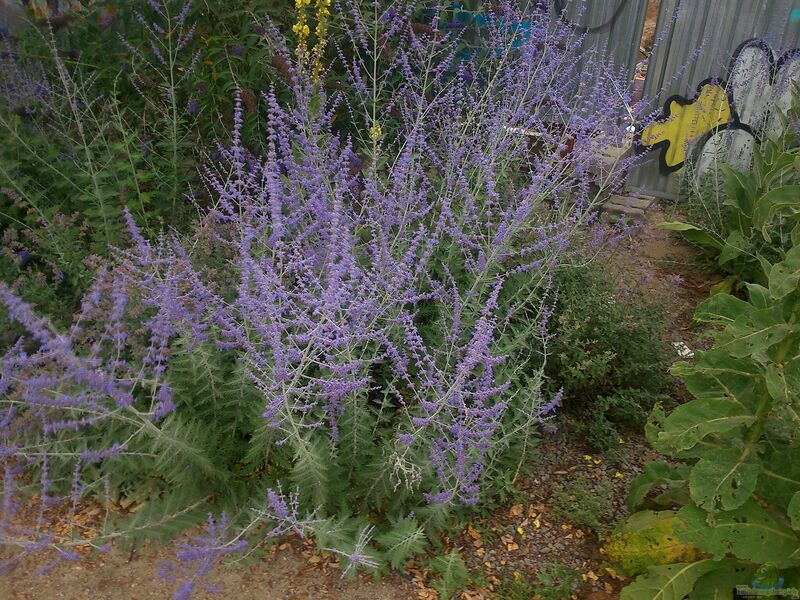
[629,0,800,199]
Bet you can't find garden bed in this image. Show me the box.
[1,211,711,600]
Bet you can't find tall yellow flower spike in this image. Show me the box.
[311,0,332,83]
[639,82,733,173]
[293,0,312,60]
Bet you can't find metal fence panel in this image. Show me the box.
[555,0,648,84]
[628,0,800,199]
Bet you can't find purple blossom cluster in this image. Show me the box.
[133,0,638,508]
[0,242,213,569]
[0,0,644,586]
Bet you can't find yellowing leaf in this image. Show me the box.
[603,511,700,575]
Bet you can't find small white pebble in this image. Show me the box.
[671,341,694,359]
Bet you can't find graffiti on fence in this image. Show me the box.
[637,81,734,173]
[637,38,800,175]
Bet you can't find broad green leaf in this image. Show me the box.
[753,143,767,188]
[628,462,690,512]
[687,561,756,600]
[689,454,759,512]
[722,164,756,221]
[654,398,755,452]
[656,222,724,250]
[694,294,753,324]
[709,275,737,296]
[785,356,800,405]
[745,283,771,309]
[603,511,699,576]
[675,501,800,568]
[672,351,761,411]
[759,450,800,509]
[769,245,800,299]
[718,231,746,265]
[716,306,792,358]
[766,363,792,404]
[620,560,721,600]
[790,493,800,531]
[757,253,774,280]
[792,222,800,247]
[755,185,800,240]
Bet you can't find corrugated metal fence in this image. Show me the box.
[628,0,800,199]
[554,0,648,84]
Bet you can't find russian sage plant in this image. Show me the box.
[1,0,643,590]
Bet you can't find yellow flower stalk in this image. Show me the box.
[369,122,383,142]
[310,0,332,83]
[293,0,312,61]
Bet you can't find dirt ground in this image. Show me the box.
[1,540,417,600]
[641,0,662,53]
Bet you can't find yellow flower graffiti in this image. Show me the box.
[639,82,732,173]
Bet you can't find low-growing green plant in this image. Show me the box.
[619,242,800,598]
[428,549,470,600]
[546,264,670,453]
[496,563,582,600]
[550,473,615,540]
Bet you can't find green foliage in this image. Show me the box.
[550,472,615,540]
[375,518,428,570]
[428,549,469,600]
[620,560,722,600]
[546,264,669,453]
[496,564,582,600]
[532,563,583,600]
[0,0,298,318]
[665,118,800,293]
[620,234,800,597]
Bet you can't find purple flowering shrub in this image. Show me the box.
[1,1,644,589]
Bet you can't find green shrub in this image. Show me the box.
[550,472,615,540]
[546,264,670,452]
[619,243,800,598]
